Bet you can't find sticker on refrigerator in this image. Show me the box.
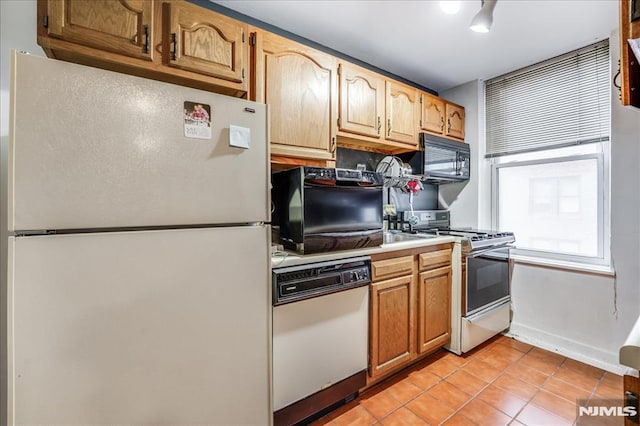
[184,101,212,139]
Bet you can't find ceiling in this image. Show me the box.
[213,0,618,93]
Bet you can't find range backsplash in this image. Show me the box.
[336,147,438,211]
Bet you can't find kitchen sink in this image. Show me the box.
[383,232,434,244]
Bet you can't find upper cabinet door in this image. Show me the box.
[254,30,336,161]
[338,63,385,140]
[386,81,419,147]
[421,93,445,135]
[164,1,246,85]
[44,0,154,61]
[445,102,465,140]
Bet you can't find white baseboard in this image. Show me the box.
[505,322,627,375]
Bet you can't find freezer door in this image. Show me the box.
[9,52,269,232]
[7,226,270,425]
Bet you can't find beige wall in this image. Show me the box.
[442,32,640,372]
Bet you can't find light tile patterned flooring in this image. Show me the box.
[311,335,623,425]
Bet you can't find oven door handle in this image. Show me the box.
[466,299,511,323]
[465,244,512,259]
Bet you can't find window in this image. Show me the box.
[494,145,605,261]
[486,41,610,265]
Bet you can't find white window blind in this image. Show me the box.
[485,40,610,158]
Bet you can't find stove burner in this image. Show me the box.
[412,228,515,252]
[393,210,515,253]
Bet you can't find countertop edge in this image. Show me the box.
[271,236,457,269]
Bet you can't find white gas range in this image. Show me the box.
[394,210,516,354]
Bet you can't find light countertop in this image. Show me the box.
[271,236,456,269]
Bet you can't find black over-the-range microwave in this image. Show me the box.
[400,133,470,183]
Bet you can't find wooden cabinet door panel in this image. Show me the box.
[418,267,452,354]
[445,103,465,140]
[338,63,385,139]
[254,31,336,161]
[165,1,246,84]
[372,255,414,281]
[421,93,445,135]
[45,0,153,61]
[386,81,418,146]
[418,248,452,271]
[370,275,416,379]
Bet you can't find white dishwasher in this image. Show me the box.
[272,256,370,426]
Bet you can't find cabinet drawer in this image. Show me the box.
[372,255,414,281]
[418,249,451,271]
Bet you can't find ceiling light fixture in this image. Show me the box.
[440,0,461,15]
[469,0,497,33]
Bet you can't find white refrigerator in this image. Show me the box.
[6,51,271,425]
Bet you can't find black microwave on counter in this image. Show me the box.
[400,133,470,183]
[271,167,384,254]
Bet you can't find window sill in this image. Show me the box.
[510,254,615,277]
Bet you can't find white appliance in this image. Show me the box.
[271,257,369,425]
[6,51,271,425]
[394,211,513,355]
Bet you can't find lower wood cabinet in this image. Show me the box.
[418,266,452,355]
[368,244,452,384]
[370,274,416,380]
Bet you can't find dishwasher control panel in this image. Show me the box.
[342,268,369,285]
[272,256,371,306]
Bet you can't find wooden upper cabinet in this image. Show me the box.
[163,1,246,84]
[338,63,385,140]
[37,0,248,97]
[43,0,154,61]
[445,102,465,140]
[386,81,419,147]
[253,30,336,162]
[421,92,445,135]
[620,0,640,108]
[420,92,466,142]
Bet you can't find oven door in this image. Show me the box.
[465,246,510,316]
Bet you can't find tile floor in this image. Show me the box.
[310,335,623,425]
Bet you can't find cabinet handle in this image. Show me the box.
[613,60,622,100]
[447,118,451,133]
[377,117,381,134]
[440,116,444,131]
[171,33,177,61]
[143,25,149,54]
[387,118,391,136]
[331,137,336,154]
